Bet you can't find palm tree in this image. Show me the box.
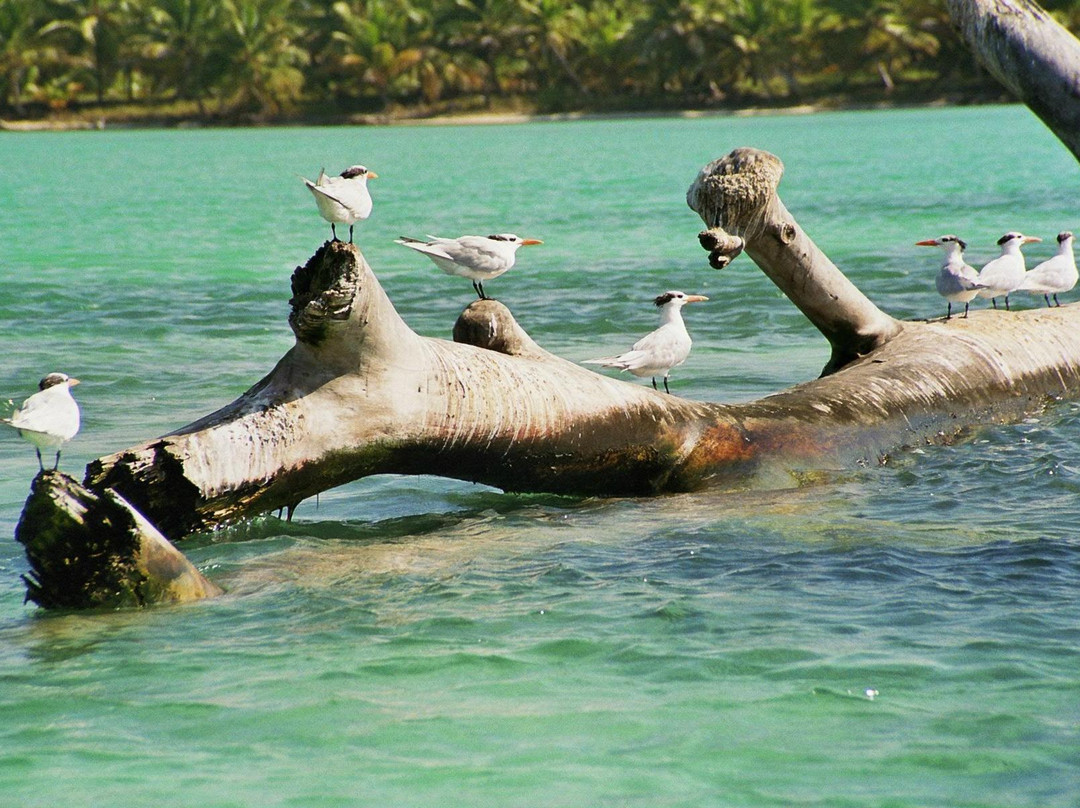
[0,0,59,113]
[514,0,591,97]
[723,0,824,99]
[429,0,528,102]
[138,0,223,114]
[817,0,946,92]
[623,0,730,97]
[323,0,424,107]
[218,0,308,117]
[40,0,135,103]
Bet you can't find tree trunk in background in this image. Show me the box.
[945,0,1080,163]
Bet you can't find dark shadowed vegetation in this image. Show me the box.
[3,0,1078,123]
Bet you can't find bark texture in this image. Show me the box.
[946,0,1080,163]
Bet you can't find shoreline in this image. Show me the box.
[0,94,1006,132]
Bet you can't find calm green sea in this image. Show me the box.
[2,106,1079,807]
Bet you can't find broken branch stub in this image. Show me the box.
[687,147,903,375]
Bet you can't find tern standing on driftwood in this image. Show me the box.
[1018,231,1077,307]
[584,291,708,394]
[395,233,543,299]
[977,231,1041,310]
[1,373,80,470]
[302,165,377,243]
[917,234,986,319]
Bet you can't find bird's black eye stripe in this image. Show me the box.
[340,167,367,179]
[487,234,511,242]
[654,293,677,307]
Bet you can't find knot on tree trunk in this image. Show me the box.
[687,147,784,236]
[453,299,547,358]
[288,240,360,345]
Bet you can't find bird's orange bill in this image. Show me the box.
[68,378,80,386]
[684,294,709,303]
[1022,236,1042,244]
[366,171,379,179]
[915,239,940,246]
[521,238,543,246]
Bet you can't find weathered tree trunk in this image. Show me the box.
[945,0,1080,163]
[81,216,1080,543]
[18,142,1080,607]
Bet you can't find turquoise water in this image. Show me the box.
[2,106,1080,806]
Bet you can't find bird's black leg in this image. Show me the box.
[663,377,671,394]
[1045,294,1052,307]
[1005,296,1011,311]
[53,450,61,470]
[331,223,339,242]
[35,448,44,472]
[651,378,658,390]
[1054,294,1062,307]
[349,224,354,244]
[992,298,998,310]
[946,302,952,320]
[963,302,970,318]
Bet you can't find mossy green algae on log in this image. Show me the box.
[16,470,222,609]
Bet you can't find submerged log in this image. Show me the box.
[18,141,1080,607]
[15,471,222,609]
[946,0,1080,164]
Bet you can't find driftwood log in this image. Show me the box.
[14,144,1080,609]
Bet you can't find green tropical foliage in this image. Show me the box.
[3,0,1079,120]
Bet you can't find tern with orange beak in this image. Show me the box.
[395,233,543,299]
[977,231,1041,310]
[584,291,708,394]
[302,164,377,243]
[1018,231,1077,307]
[916,234,986,319]
[2,373,81,471]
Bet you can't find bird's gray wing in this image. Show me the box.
[439,238,507,272]
[395,237,457,261]
[583,349,646,370]
[629,327,688,369]
[306,182,350,207]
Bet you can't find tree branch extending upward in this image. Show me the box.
[946,0,1080,163]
